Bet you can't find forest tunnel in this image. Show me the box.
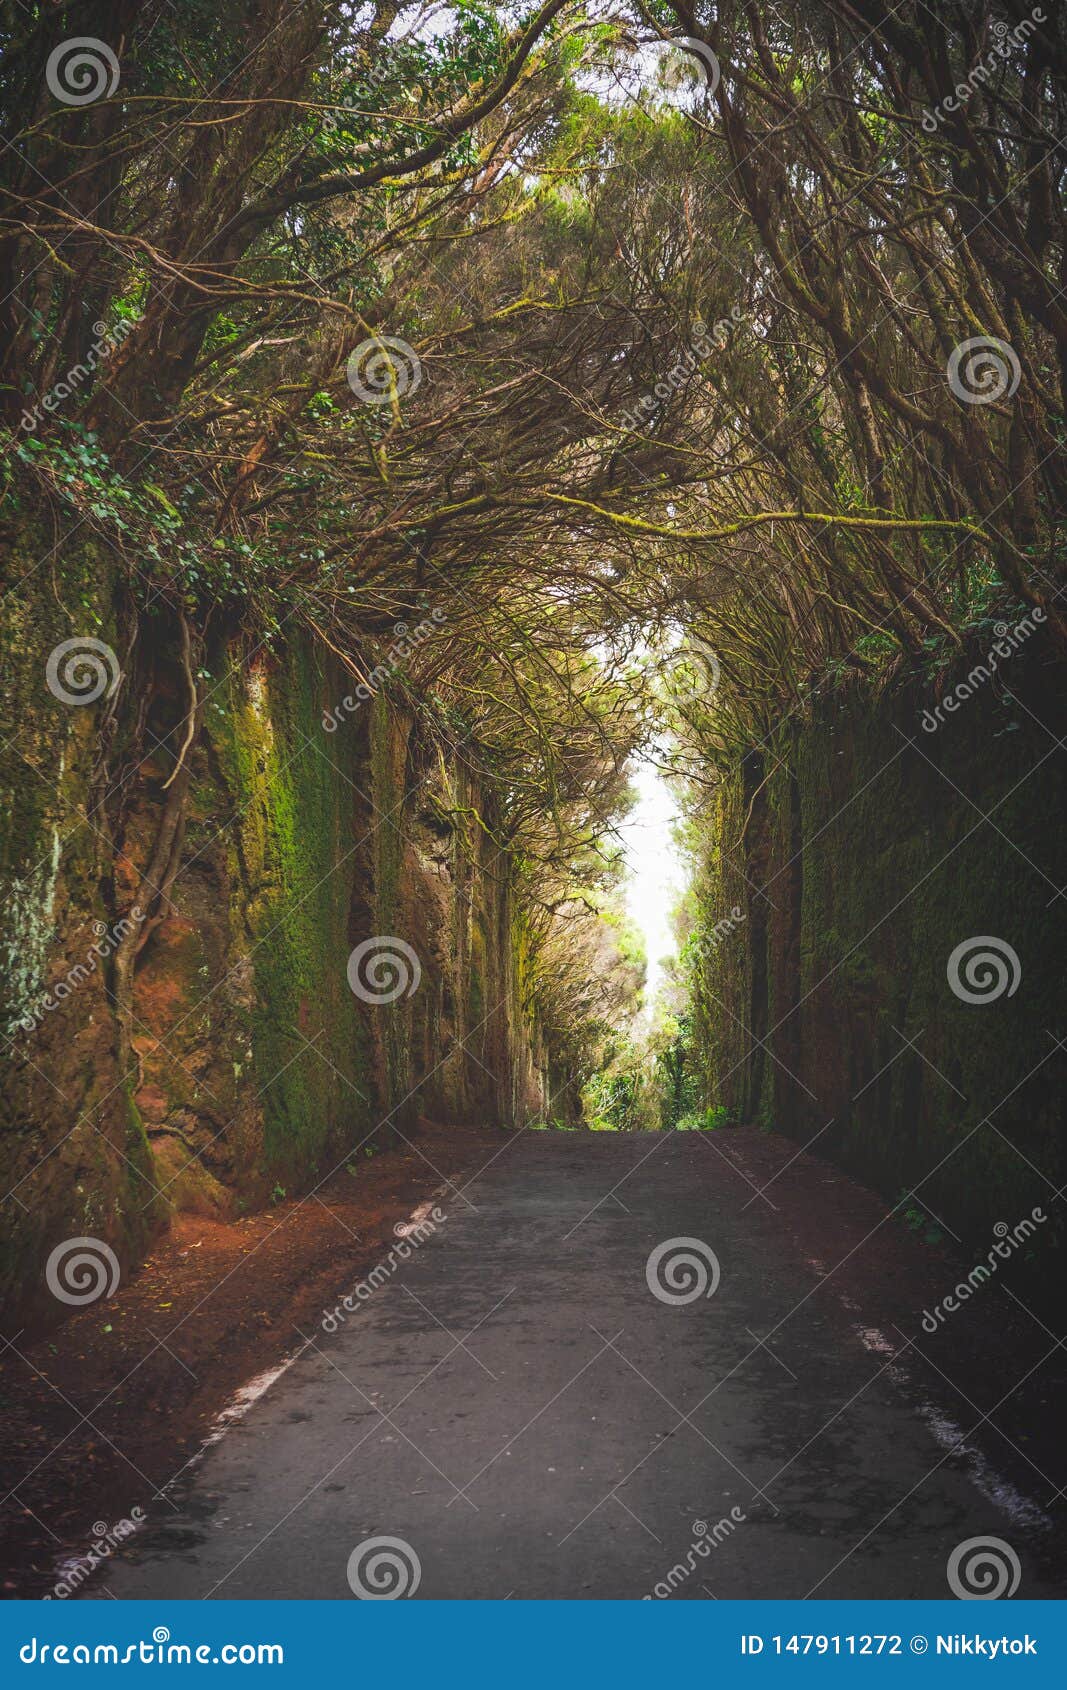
[1,2,1065,1347]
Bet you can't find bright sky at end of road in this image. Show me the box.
[620,760,681,1020]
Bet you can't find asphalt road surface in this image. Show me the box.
[86,1131,1060,1600]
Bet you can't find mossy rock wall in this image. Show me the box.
[353,698,550,1134]
[134,635,375,1214]
[1,530,160,1330]
[690,637,1067,1286]
[1,545,546,1331]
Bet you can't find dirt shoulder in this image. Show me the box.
[0,1120,501,1596]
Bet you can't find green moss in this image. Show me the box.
[0,522,171,1322]
[209,639,373,1190]
[0,525,117,1028]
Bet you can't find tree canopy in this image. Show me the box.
[3,0,1063,1084]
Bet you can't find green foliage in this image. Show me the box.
[2,421,286,622]
[897,1194,945,1248]
[674,1105,732,1132]
[583,1043,655,1131]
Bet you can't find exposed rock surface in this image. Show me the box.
[1,546,547,1332]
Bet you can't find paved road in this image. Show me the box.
[89,1132,1056,1599]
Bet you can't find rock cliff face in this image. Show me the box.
[1,544,547,1331]
[688,630,1067,1291]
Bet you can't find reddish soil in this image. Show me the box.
[0,1121,500,1597]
